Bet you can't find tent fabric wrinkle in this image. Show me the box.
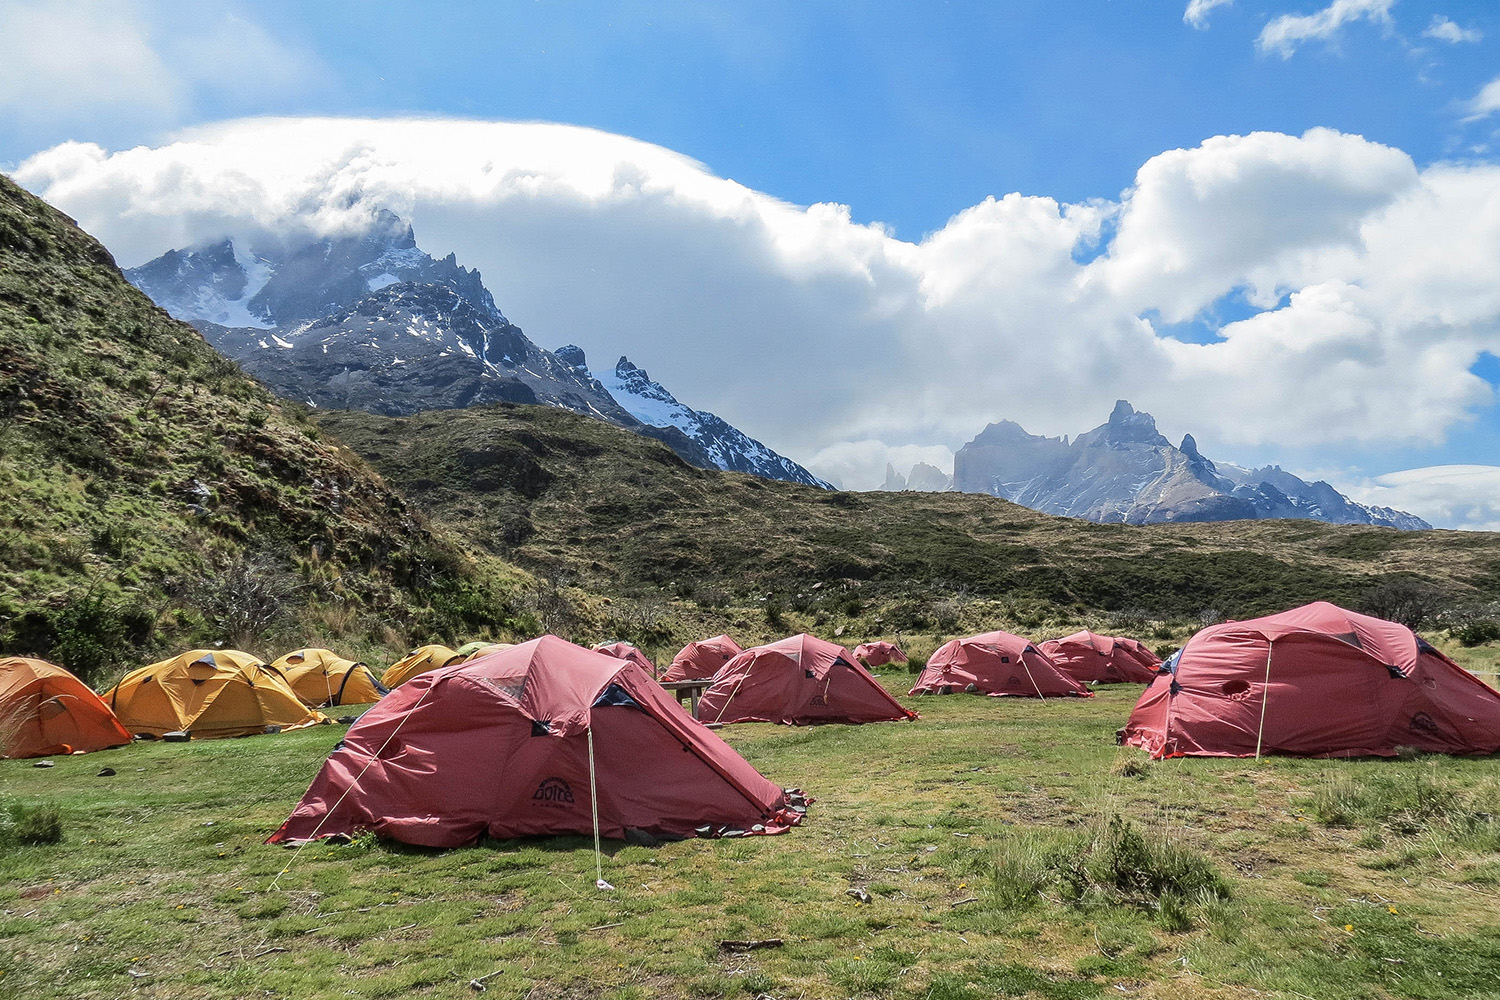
[1122,601,1500,759]
[268,636,808,848]
[910,631,1092,698]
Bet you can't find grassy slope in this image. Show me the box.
[3,677,1499,999]
[314,404,1500,621]
[0,175,527,680]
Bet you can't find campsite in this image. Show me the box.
[6,649,1500,1000]
[8,7,1500,998]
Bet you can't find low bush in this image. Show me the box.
[0,798,64,848]
[987,814,1228,922]
[1453,619,1500,647]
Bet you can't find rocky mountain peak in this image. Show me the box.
[953,403,1429,529]
[554,344,587,369]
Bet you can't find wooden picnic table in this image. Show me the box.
[658,679,711,718]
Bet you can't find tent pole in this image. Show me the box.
[587,726,611,890]
[1254,639,1274,760]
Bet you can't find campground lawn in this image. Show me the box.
[3,677,1500,1000]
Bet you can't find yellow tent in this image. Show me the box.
[270,648,388,707]
[103,649,327,739]
[381,644,460,689]
[452,641,515,663]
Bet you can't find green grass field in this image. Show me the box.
[4,673,1500,1000]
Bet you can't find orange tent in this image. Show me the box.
[271,648,388,707]
[103,649,326,739]
[452,641,514,663]
[381,644,461,688]
[1,657,131,758]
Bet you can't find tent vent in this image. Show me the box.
[804,670,815,679]
[530,719,551,737]
[1000,656,1010,664]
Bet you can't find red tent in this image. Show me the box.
[592,642,656,675]
[853,641,908,667]
[697,633,917,726]
[268,636,806,847]
[1122,602,1500,759]
[909,631,1093,698]
[663,635,742,682]
[1,657,131,759]
[1039,631,1161,684]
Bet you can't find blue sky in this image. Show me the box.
[5,1,1500,525]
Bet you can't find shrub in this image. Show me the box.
[1454,620,1500,647]
[1359,577,1444,629]
[0,799,64,848]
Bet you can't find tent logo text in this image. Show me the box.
[533,777,575,806]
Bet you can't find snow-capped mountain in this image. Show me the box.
[567,351,831,488]
[952,400,1430,529]
[125,217,826,487]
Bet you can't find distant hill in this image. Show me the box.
[953,400,1429,529]
[312,403,1500,621]
[0,175,525,681]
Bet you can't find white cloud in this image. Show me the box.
[1345,466,1500,531]
[1463,77,1500,122]
[0,1,324,129]
[1256,0,1395,59]
[1423,15,1482,44]
[11,118,1500,496]
[1184,0,1233,30]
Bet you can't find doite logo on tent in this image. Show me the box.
[533,777,575,806]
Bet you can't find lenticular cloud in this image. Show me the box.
[13,117,1500,500]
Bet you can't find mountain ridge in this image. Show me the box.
[125,222,828,488]
[951,400,1430,529]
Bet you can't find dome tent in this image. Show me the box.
[697,633,917,726]
[381,644,461,689]
[1122,601,1500,759]
[909,631,1092,698]
[453,641,514,663]
[1,657,130,758]
[271,648,388,707]
[104,650,326,739]
[1039,631,1161,684]
[663,635,742,682]
[268,636,808,847]
[853,641,907,667]
[593,642,656,674]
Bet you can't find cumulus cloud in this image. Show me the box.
[1423,15,1482,44]
[11,118,1500,493]
[1256,0,1395,59]
[1463,77,1500,122]
[0,1,324,129]
[1345,466,1500,531]
[1184,0,1233,30]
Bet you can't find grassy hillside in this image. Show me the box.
[314,404,1500,635]
[0,175,530,683]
